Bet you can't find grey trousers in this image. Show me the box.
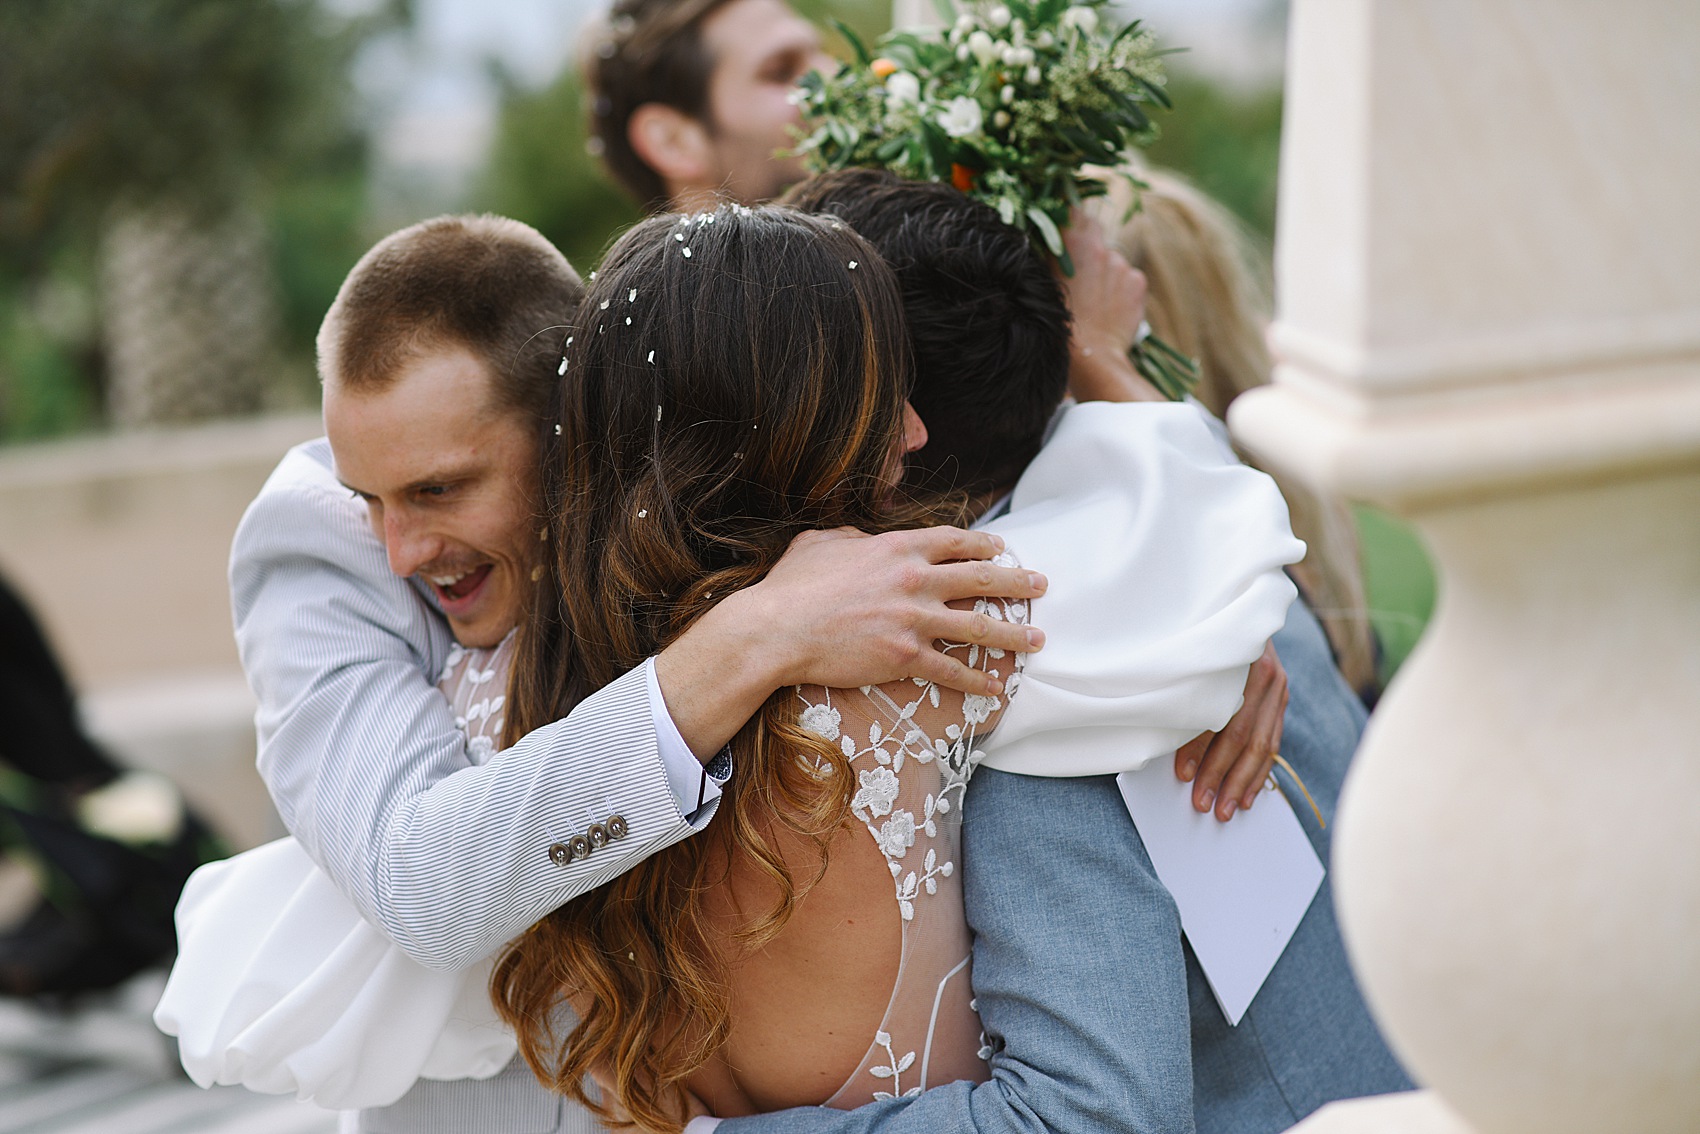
[344,1056,607,1134]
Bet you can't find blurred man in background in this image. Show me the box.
[583,0,831,212]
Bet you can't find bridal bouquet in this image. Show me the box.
[795,0,1199,400]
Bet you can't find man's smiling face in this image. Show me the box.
[324,345,539,648]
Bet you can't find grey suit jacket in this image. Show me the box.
[232,440,718,1131]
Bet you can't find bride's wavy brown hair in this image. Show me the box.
[496,205,964,1131]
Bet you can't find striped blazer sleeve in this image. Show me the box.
[231,440,711,971]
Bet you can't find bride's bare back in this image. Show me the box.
[689,592,1026,1114]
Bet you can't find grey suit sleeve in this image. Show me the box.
[716,769,1195,1134]
[232,453,712,971]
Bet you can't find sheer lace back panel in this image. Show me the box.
[797,584,1028,1107]
[436,631,517,766]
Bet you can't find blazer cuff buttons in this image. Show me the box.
[548,814,629,866]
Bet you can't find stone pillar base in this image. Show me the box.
[1294,1091,1472,1134]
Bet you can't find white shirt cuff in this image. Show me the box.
[683,1119,723,1134]
[643,657,725,819]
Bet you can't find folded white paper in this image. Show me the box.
[1116,761,1324,1025]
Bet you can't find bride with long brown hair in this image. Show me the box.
[493,204,1025,1131]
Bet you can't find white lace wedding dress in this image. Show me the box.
[160,582,1024,1114]
[435,632,516,768]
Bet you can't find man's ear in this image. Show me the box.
[628,103,714,194]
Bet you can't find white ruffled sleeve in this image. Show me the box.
[977,401,1304,777]
[154,837,517,1109]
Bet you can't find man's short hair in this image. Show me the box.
[583,0,735,210]
[783,169,1072,498]
[316,214,582,424]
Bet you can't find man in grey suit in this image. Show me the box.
[232,213,1046,1132]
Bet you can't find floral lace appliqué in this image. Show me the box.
[795,558,1028,1108]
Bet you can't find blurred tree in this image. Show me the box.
[474,66,642,277]
[0,0,402,434]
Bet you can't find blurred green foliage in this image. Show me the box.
[1144,73,1284,244]
[1355,505,1438,686]
[0,0,383,237]
[474,70,644,278]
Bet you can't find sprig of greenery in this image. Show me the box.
[796,0,1198,401]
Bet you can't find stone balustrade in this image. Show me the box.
[1231,2,1700,1131]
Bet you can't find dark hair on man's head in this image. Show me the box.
[583,0,735,210]
[316,214,582,426]
[782,169,1071,498]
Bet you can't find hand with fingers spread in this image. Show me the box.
[655,525,1046,760]
[1174,641,1289,822]
[754,526,1046,693]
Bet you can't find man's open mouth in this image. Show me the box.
[427,564,493,604]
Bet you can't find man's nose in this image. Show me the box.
[383,512,438,580]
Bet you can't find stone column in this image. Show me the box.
[1230,2,1700,1133]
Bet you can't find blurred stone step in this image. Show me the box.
[0,972,336,1134]
[0,1070,336,1134]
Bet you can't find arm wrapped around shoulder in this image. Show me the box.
[979,401,1303,777]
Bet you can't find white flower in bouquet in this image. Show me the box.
[885,70,921,105]
[1061,5,1099,35]
[937,96,983,139]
